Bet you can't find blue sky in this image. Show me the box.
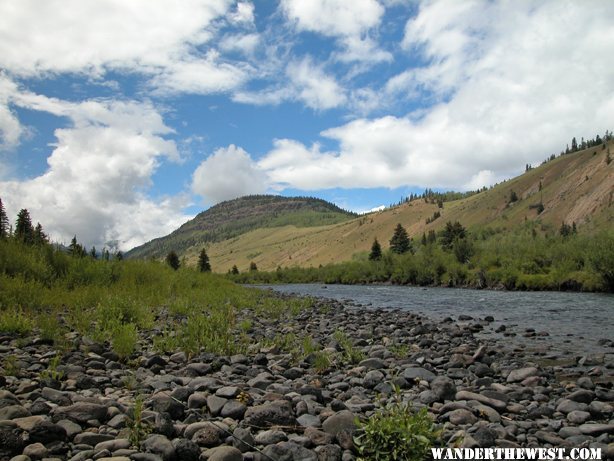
[1,0,613,251]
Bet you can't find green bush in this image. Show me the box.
[0,308,33,335]
[111,323,139,359]
[354,391,439,461]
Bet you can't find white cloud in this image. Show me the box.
[0,93,191,250]
[191,144,268,204]
[0,75,24,150]
[229,1,256,25]
[0,0,231,76]
[149,52,251,96]
[232,57,347,110]
[219,33,261,55]
[263,0,614,191]
[286,58,347,110]
[281,0,391,63]
[0,0,254,97]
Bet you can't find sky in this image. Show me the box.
[1,0,613,252]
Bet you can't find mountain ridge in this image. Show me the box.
[126,195,357,260]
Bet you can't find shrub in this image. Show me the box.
[0,308,33,335]
[354,388,439,461]
[111,323,139,359]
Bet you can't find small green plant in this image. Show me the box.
[389,343,409,359]
[40,353,64,381]
[354,385,439,461]
[312,350,332,373]
[122,372,138,391]
[334,329,366,364]
[0,308,33,335]
[2,355,19,376]
[238,319,252,332]
[111,323,138,359]
[126,395,151,447]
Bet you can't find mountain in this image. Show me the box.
[128,141,613,272]
[126,195,357,260]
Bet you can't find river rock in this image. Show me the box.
[430,376,456,402]
[141,434,175,461]
[206,446,243,461]
[578,424,614,436]
[455,391,507,411]
[172,438,200,461]
[403,367,436,382]
[53,402,107,424]
[506,367,538,383]
[243,400,297,428]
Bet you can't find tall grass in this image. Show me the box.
[0,239,310,358]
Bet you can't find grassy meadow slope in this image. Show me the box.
[126,195,356,260]
[193,142,613,273]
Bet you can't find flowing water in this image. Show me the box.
[258,284,614,357]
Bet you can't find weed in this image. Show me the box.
[122,372,138,391]
[0,308,33,335]
[354,385,439,461]
[312,350,332,373]
[334,329,366,364]
[111,323,139,360]
[389,343,409,359]
[40,353,64,381]
[2,355,19,376]
[126,395,151,448]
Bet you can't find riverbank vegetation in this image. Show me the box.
[0,225,311,359]
[229,222,614,293]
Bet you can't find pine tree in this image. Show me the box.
[440,221,466,249]
[15,209,34,244]
[368,238,382,261]
[33,223,48,246]
[421,232,427,246]
[198,248,211,272]
[166,251,180,270]
[90,246,97,259]
[509,190,518,203]
[389,223,411,254]
[68,236,85,257]
[0,198,9,239]
[231,265,239,275]
[249,261,258,272]
[115,251,123,261]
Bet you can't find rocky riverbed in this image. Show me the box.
[1,297,613,461]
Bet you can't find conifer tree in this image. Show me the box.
[15,209,34,244]
[368,238,382,261]
[198,248,211,272]
[0,198,9,239]
[389,223,411,254]
[249,261,258,272]
[68,236,86,257]
[90,246,97,259]
[166,251,180,270]
[33,223,48,246]
[440,221,466,249]
[231,265,239,275]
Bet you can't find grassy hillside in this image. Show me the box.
[126,195,356,260]
[193,142,613,273]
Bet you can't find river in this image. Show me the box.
[257,284,614,358]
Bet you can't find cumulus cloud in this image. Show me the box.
[0,75,24,150]
[286,58,347,110]
[241,0,614,193]
[0,0,252,97]
[281,0,391,63]
[0,92,191,250]
[191,144,268,204]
